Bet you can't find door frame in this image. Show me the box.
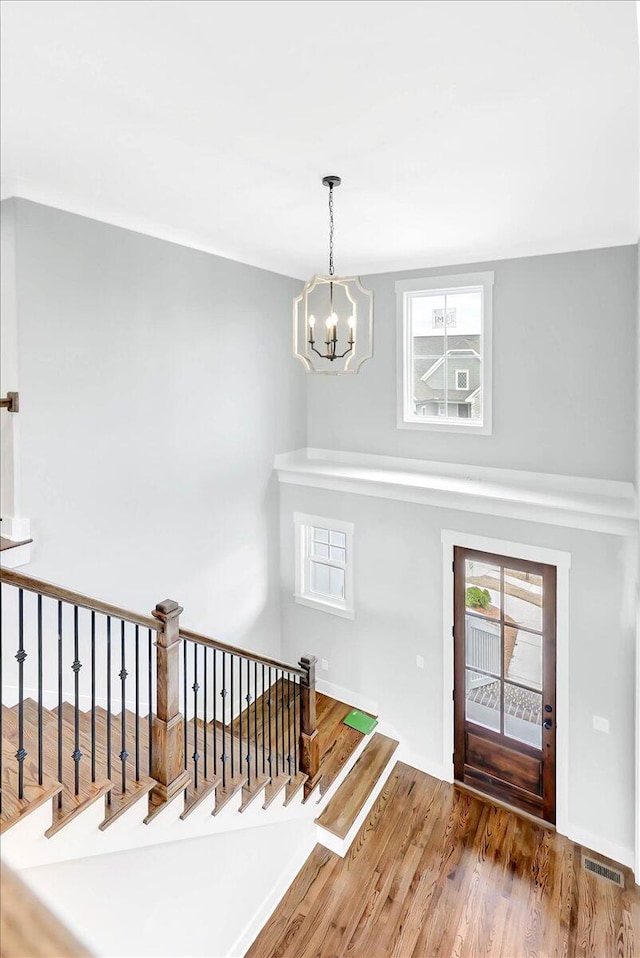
[441,530,571,837]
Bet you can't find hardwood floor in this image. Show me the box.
[247,762,639,958]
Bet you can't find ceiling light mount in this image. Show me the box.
[293,175,374,375]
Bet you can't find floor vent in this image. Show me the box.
[582,855,624,887]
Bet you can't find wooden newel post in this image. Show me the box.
[299,654,321,794]
[147,599,190,819]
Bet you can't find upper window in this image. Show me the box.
[396,271,494,434]
[294,513,354,619]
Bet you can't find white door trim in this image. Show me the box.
[440,529,571,838]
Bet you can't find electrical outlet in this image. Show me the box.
[593,715,609,733]
[321,659,329,671]
[416,655,425,669]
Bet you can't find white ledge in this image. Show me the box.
[274,449,638,537]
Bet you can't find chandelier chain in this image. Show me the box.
[328,184,334,277]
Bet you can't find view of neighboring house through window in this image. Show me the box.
[293,513,355,619]
[396,272,494,432]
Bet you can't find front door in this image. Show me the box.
[453,547,556,823]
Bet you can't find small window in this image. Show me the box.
[294,514,354,619]
[455,369,469,391]
[396,271,493,434]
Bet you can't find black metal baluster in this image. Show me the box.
[213,649,217,776]
[192,642,199,789]
[230,654,235,779]
[245,658,251,787]
[261,663,266,776]
[203,647,208,781]
[37,594,43,785]
[274,668,279,779]
[239,656,243,782]
[254,661,258,779]
[183,634,188,793]
[16,589,26,800]
[91,611,96,783]
[268,666,273,780]
[280,668,285,774]
[119,620,128,794]
[106,615,112,803]
[148,628,153,777]
[57,601,63,808]
[286,672,292,777]
[135,625,140,782]
[293,675,298,775]
[72,606,82,797]
[221,651,227,787]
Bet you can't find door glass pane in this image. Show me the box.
[465,560,501,616]
[505,628,542,691]
[465,614,500,677]
[504,569,543,632]
[312,527,329,543]
[330,530,346,548]
[465,669,501,732]
[504,683,542,748]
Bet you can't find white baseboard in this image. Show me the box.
[566,823,635,873]
[315,678,379,717]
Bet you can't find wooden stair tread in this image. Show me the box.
[1,745,63,834]
[180,775,221,820]
[239,774,270,812]
[284,771,308,806]
[262,772,291,810]
[315,732,399,839]
[213,772,247,816]
[100,776,156,830]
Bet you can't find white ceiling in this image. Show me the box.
[1,0,638,279]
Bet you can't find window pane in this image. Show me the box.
[504,683,542,748]
[504,569,543,632]
[311,541,329,559]
[505,628,542,691]
[312,527,329,543]
[329,545,346,563]
[465,614,500,677]
[330,566,345,599]
[465,560,500,615]
[410,288,482,423]
[465,670,501,732]
[310,562,344,600]
[330,530,346,547]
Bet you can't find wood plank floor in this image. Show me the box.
[247,762,639,958]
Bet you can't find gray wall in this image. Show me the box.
[5,198,306,658]
[280,483,637,860]
[308,246,638,481]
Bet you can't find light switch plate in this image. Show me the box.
[321,659,329,671]
[416,655,425,669]
[593,715,609,733]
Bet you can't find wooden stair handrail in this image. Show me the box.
[0,567,159,631]
[179,627,307,678]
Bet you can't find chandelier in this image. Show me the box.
[293,176,374,374]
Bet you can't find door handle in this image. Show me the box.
[543,719,553,730]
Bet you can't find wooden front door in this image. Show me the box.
[453,547,556,823]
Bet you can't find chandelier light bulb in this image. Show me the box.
[348,315,355,328]
[308,315,316,327]
[325,316,333,329]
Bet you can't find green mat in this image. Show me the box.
[343,709,378,735]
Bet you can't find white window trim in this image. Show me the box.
[293,513,355,620]
[395,271,494,435]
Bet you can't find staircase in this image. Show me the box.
[0,566,401,882]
